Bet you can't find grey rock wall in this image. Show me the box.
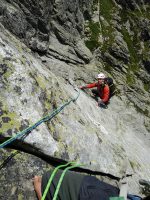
[0,0,92,63]
[0,24,150,198]
[0,0,53,51]
[0,0,150,199]
[115,0,149,10]
[94,0,150,124]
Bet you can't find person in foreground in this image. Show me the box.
[33,169,150,200]
[80,73,110,108]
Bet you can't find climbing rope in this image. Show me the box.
[42,161,84,200]
[0,150,19,170]
[52,162,83,200]
[42,162,75,200]
[0,90,80,149]
[0,133,31,170]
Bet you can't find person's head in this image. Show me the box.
[97,73,106,84]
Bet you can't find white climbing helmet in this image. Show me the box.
[97,73,106,79]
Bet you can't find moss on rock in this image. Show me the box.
[0,102,20,135]
[100,0,115,21]
[85,21,101,51]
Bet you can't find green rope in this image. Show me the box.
[42,161,84,200]
[53,163,83,200]
[41,162,75,200]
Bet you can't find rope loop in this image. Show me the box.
[42,161,84,200]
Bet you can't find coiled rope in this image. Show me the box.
[0,90,80,149]
[42,161,84,200]
[52,163,83,200]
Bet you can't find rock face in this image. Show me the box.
[0,0,52,51]
[0,0,92,63]
[0,0,150,199]
[0,149,50,200]
[93,0,150,122]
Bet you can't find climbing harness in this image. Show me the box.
[0,90,80,149]
[42,161,84,200]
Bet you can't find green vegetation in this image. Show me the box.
[99,0,115,21]
[129,160,141,170]
[119,8,145,86]
[142,41,150,61]
[18,194,23,200]
[2,60,14,79]
[85,21,101,51]
[126,72,135,86]
[129,8,150,20]
[100,25,115,52]
[84,0,116,52]
[99,0,116,52]
[121,27,140,69]
[143,83,149,92]
[85,0,150,102]
[35,75,47,90]
[104,64,112,73]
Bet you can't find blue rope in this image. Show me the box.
[0,90,80,149]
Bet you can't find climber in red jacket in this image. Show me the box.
[80,73,110,107]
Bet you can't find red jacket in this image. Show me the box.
[86,82,110,103]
